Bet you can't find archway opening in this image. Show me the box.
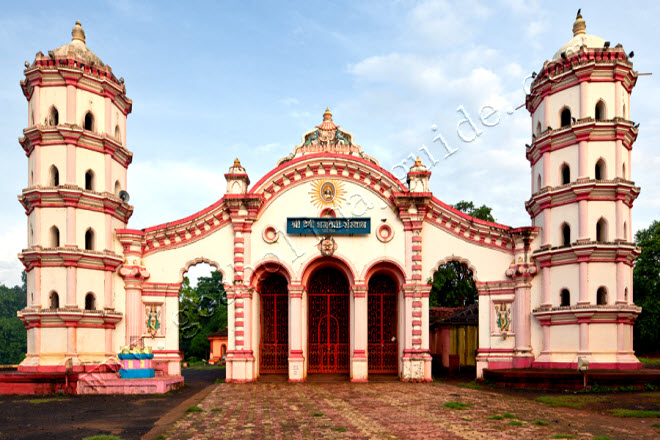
[561,223,571,246]
[595,100,606,120]
[85,293,96,310]
[178,262,226,364]
[50,225,60,248]
[560,289,571,307]
[49,291,59,309]
[429,260,477,308]
[368,272,398,374]
[85,228,95,250]
[595,159,606,180]
[50,165,59,187]
[307,267,350,374]
[561,163,571,185]
[84,112,94,131]
[597,287,608,305]
[259,273,289,374]
[85,170,95,191]
[596,218,607,242]
[560,107,572,127]
[48,106,59,126]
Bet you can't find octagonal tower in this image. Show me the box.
[525,11,642,369]
[17,21,133,372]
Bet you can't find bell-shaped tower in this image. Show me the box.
[525,11,641,369]
[17,21,133,371]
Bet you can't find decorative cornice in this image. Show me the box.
[526,118,638,166]
[18,306,123,329]
[19,247,123,272]
[20,124,133,168]
[532,304,640,326]
[19,186,133,223]
[526,178,640,217]
[532,241,640,267]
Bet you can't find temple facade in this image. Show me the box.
[16,13,642,385]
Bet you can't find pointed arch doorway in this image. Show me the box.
[307,267,350,373]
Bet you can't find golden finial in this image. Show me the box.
[233,158,241,167]
[323,107,332,120]
[572,9,586,36]
[414,156,422,167]
[72,20,86,43]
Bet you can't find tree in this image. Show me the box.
[452,200,495,222]
[429,261,477,307]
[0,272,27,364]
[633,220,660,354]
[429,202,493,307]
[178,271,227,362]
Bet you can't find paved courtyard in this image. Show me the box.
[163,381,659,439]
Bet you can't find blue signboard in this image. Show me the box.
[287,218,371,235]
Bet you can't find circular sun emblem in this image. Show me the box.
[320,182,335,203]
[310,179,346,209]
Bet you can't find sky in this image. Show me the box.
[0,0,658,287]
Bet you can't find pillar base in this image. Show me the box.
[288,356,305,382]
[350,356,368,382]
[401,351,432,382]
[226,350,255,382]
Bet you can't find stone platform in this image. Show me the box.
[483,368,660,390]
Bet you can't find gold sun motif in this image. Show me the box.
[309,179,346,210]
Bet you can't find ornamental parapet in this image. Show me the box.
[526,118,638,165]
[526,178,640,217]
[21,52,131,115]
[18,247,124,271]
[526,48,637,113]
[19,185,133,223]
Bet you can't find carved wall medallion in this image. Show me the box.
[318,236,337,256]
[145,305,161,337]
[495,302,511,332]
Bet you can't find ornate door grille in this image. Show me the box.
[259,274,289,373]
[368,273,398,373]
[308,268,350,373]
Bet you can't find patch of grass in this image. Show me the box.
[458,381,483,390]
[211,408,222,412]
[27,398,68,404]
[608,409,660,418]
[186,364,226,370]
[508,420,523,426]
[639,357,660,367]
[214,378,225,384]
[593,437,614,440]
[462,418,471,422]
[652,423,660,428]
[536,395,606,409]
[82,436,126,440]
[156,435,165,440]
[186,406,203,413]
[501,412,517,419]
[313,413,324,417]
[444,401,473,410]
[549,435,576,439]
[488,415,504,420]
[334,427,346,432]
[532,420,549,426]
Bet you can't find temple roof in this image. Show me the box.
[51,21,105,67]
[278,108,378,166]
[552,10,606,60]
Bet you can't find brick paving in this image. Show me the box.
[164,381,659,439]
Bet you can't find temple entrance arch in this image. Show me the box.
[307,267,350,373]
[367,272,398,374]
[258,273,289,373]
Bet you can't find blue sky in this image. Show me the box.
[1,1,658,286]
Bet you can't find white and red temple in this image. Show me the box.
[15,13,642,390]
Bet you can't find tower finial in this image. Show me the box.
[233,157,241,167]
[72,20,86,44]
[323,107,332,121]
[572,9,586,36]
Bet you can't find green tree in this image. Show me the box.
[178,271,227,362]
[633,220,660,354]
[0,272,27,364]
[429,202,493,307]
[452,200,495,222]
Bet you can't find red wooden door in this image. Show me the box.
[259,274,288,373]
[308,268,349,373]
[368,273,398,373]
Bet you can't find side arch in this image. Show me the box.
[178,257,224,284]
[428,255,480,283]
